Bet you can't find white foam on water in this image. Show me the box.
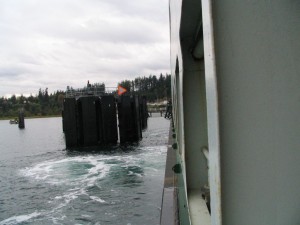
[13,145,167,223]
[16,156,113,223]
[50,187,88,210]
[20,156,111,186]
[0,212,40,225]
[128,171,143,177]
[81,214,91,218]
[20,163,53,180]
[142,145,167,153]
[89,195,106,203]
[38,188,88,224]
[145,167,158,172]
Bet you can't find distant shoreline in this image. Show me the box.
[0,115,62,121]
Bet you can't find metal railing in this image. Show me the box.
[65,87,115,98]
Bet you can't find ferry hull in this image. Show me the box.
[168,0,300,224]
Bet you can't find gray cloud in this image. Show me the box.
[0,0,170,96]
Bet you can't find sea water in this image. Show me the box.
[0,116,169,225]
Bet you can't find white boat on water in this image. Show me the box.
[9,119,18,124]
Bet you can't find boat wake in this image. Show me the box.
[1,146,167,224]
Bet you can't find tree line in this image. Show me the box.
[0,73,171,119]
[0,89,64,118]
[118,73,171,102]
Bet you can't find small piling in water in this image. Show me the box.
[18,109,25,129]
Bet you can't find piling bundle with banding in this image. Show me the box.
[62,94,147,148]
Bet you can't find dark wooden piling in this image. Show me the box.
[140,96,148,130]
[77,96,99,146]
[100,95,118,144]
[62,94,145,148]
[63,98,78,147]
[118,95,142,144]
[95,97,103,144]
[18,109,25,129]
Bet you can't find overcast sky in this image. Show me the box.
[0,0,170,97]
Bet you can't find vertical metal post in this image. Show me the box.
[201,0,222,224]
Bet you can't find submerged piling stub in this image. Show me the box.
[118,95,142,144]
[18,109,25,129]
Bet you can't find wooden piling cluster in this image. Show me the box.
[62,95,148,148]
